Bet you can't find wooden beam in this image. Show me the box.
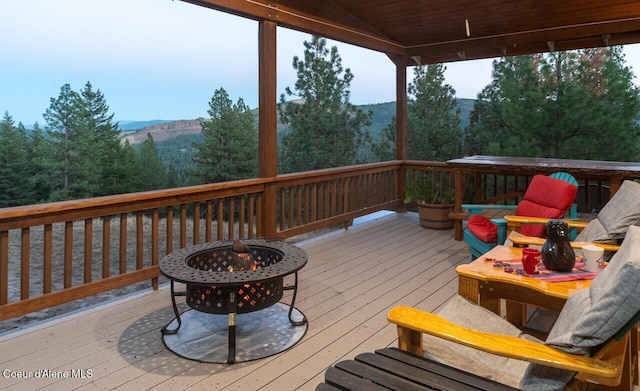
[180,0,406,56]
[406,18,640,61]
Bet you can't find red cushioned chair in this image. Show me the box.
[463,173,579,260]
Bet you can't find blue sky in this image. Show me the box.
[2,0,640,126]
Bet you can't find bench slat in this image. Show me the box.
[377,348,519,391]
[323,366,391,391]
[337,359,435,391]
[356,351,480,391]
[318,348,521,391]
[315,381,345,391]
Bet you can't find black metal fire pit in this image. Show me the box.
[159,239,308,363]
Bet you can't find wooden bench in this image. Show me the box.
[316,347,518,391]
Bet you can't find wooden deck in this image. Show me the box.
[0,212,478,390]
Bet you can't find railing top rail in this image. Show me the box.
[274,161,404,184]
[0,178,269,230]
[447,155,640,179]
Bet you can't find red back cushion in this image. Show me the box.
[467,214,498,243]
[515,175,578,237]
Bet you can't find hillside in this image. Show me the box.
[119,119,174,131]
[121,99,476,145]
[119,118,205,144]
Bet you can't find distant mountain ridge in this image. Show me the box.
[120,99,476,145]
[119,118,205,144]
[118,120,174,131]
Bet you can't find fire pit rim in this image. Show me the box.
[159,239,307,286]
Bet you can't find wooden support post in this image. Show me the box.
[394,56,408,211]
[258,20,278,238]
[453,169,464,240]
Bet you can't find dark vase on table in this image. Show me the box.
[541,220,576,272]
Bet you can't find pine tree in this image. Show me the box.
[43,84,81,200]
[407,65,461,160]
[43,82,128,200]
[77,81,122,196]
[119,140,141,193]
[372,65,462,162]
[190,88,257,184]
[465,47,640,160]
[278,36,372,173]
[0,112,33,206]
[138,133,168,191]
[28,122,54,203]
[371,119,397,161]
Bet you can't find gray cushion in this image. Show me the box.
[549,225,640,354]
[425,295,534,388]
[521,225,640,390]
[574,216,609,243]
[580,180,640,241]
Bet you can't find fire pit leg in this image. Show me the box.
[161,280,185,335]
[227,291,237,364]
[286,272,307,327]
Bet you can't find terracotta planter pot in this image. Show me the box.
[417,202,454,230]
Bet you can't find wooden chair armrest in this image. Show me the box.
[387,306,620,380]
[503,215,587,227]
[463,204,518,210]
[463,204,517,216]
[509,234,621,252]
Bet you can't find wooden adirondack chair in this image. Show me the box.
[464,172,579,260]
[506,179,640,253]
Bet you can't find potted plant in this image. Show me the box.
[404,177,455,229]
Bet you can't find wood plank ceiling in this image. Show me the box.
[183,0,640,65]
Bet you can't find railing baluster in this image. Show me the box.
[102,217,110,279]
[180,204,187,248]
[151,208,159,290]
[206,201,213,242]
[119,214,127,274]
[44,224,52,293]
[193,202,200,245]
[279,188,286,231]
[136,212,143,270]
[64,221,73,288]
[248,195,255,239]
[0,230,7,305]
[217,200,224,241]
[239,196,246,239]
[21,227,30,300]
[166,206,173,254]
[228,197,235,240]
[84,218,92,283]
[288,187,294,230]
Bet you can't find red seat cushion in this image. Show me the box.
[467,214,498,243]
[515,175,578,237]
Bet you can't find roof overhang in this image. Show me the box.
[181,0,640,65]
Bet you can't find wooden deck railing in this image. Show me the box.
[0,158,632,322]
[0,161,415,322]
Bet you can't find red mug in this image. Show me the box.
[522,247,541,274]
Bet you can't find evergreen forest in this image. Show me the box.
[1,40,639,208]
